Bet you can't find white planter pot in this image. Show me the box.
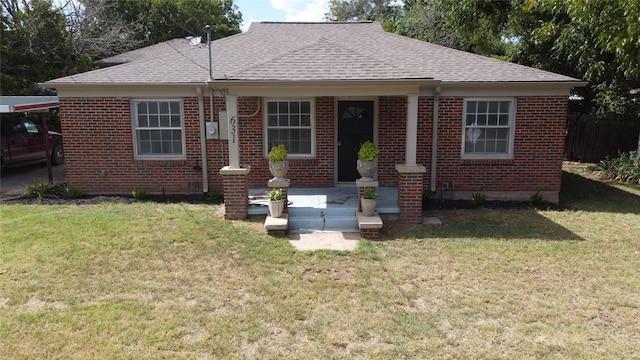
[357,160,377,181]
[361,198,377,217]
[269,160,289,181]
[268,199,285,218]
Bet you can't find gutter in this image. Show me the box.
[431,86,441,191]
[196,87,209,193]
[438,80,588,88]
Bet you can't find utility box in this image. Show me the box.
[205,121,219,139]
[218,111,228,140]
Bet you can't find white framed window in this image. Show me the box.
[264,99,315,158]
[462,98,515,159]
[132,99,185,159]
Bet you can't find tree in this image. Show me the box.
[103,0,242,47]
[508,0,640,162]
[400,0,463,49]
[327,0,404,33]
[1,0,71,95]
[440,0,514,57]
[1,0,138,95]
[1,0,242,95]
[327,0,509,54]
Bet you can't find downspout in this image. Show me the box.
[197,87,209,193]
[430,86,441,191]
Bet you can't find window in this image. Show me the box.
[133,99,185,159]
[22,120,41,135]
[462,99,515,158]
[265,99,314,157]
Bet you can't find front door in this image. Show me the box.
[337,101,374,182]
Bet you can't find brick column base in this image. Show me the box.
[361,228,381,240]
[220,166,251,220]
[396,164,426,224]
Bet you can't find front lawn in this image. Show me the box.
[1,168,638,359]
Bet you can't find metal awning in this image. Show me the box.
[0,96,61,184]
[0,96,60,113]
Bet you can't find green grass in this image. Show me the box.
[1,169,639,359]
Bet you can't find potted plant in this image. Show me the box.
[268,144,288,181]
[357,140,379,181]
[266,188,284,218]
[361,187,378,216]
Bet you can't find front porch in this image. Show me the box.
[249,186,399,233]
[218,93,430,230]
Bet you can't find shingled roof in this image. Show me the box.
[45,22,579,86]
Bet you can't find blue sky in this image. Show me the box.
[234,0,330,31]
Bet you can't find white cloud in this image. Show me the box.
[270,0,329,22]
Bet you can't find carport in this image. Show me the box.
[0,96,60,183]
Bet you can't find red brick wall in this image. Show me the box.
[60,96,225,195]
[378,96,405,186]
[60,94,566,196]
[432,96,567,193]
[239,96,335,188]
[415,97,434,187]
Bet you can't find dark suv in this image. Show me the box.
[1,117,64,168]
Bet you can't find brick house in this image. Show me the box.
[44,22,583,223]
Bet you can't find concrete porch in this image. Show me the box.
[249,186,398,233]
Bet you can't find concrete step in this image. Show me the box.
[288,206,357,217]
[288,214,358,233]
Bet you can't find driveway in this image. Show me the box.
[0,163,66,199]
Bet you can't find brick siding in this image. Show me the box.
[240,96,335,188]
[60,96,225,194]
[60,94,567,198]
[427,96,567,194]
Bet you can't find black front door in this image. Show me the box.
[338,101,374,182]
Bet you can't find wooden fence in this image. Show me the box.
[564,114,640,163]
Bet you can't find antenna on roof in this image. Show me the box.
[206,25,212,80]
[187,36,201,46]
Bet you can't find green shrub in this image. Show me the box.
[472,192,487,207]
[207,189,222,202]
[595,151,640,184]
[530,191,548,208]
[26,181,51,200]
[422,189,436,202]
[363,187,378,200]
[131,187,149,200]
[266,188,283,201]
[61,184,85,199]
[268,144,288,162]
[358,141,379,162]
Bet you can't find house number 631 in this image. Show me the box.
[229,115,237,143]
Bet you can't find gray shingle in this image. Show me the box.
[45,22,580,86]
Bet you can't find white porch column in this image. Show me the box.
[225,94,240,168]
[405,93,419,166]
